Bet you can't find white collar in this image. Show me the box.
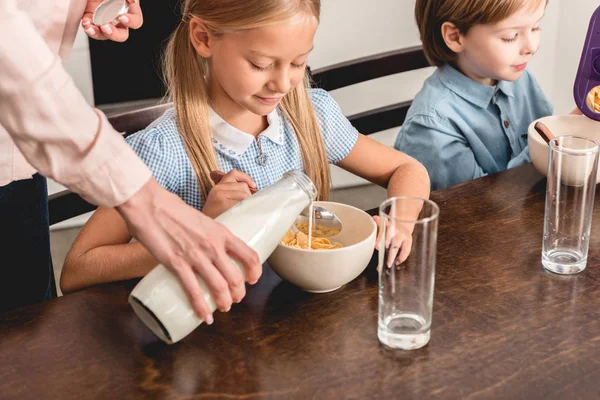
[209,108,283,159]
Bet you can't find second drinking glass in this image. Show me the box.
[377,196,439,350]
[542,136,599,274]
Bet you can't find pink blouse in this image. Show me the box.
[0,0,151,207]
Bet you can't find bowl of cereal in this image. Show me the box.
[267,201,377,293]
[528,115,600,183]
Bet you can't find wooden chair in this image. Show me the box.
[310,45,428,135]
[48,45,428,225]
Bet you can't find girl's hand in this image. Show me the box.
[202,170,257,219]
[81,0,143,42]
[373,215,413,268]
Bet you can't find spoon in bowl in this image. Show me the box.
[294,206,343,238]
[534,121,556,144]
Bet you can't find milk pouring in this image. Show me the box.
[129,170,317,344]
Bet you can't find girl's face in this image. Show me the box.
[456,0,546,86]
[201,15,318,119]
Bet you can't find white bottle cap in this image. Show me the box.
[92,0,130,26]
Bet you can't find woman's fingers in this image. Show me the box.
[81,0,143,42]
[83,24,107,40]
[170,259,214,324]
[99,23,130,42]
[120,0,143,29]
[212,250,247,304]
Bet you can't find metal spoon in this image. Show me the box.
[294,206,343,238]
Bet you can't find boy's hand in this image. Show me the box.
[373,215,414,269]
[202,170,257,219]
[81,0,143,42]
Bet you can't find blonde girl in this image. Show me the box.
[60,0,430,324]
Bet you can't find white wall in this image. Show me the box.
[527,0,560,107]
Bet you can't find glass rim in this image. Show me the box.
[379,196,440,224]
[550,135,600,156]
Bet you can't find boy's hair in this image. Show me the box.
[163,0,330,202]
[416,0,547,67]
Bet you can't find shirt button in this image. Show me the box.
[504,120,510,128]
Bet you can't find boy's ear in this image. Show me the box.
[441,22,465,53]
[189,17,212,58]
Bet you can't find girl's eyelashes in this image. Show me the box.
[502,33,518,43]
[250,62,272,71]
[249,60,306,71]
[532,26,541,32]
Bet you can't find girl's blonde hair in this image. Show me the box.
[416,0,547,67]
[164,0,330,201]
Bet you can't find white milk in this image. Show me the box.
[129,170,316,344]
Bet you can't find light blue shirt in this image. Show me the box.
[126,89,358,210]
[394,64,553,190]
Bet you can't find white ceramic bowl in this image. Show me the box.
[528,115,600,184]
[267,201,377,293]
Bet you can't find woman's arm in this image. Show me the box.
[60,207,158,294]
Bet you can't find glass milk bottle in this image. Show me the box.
[129,170,317,344]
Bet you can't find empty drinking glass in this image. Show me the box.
[542,136,599,274]
[377,197,439,350]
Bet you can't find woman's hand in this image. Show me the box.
[116,178,262,324]
[81,0,143,42]
[202,170,257,219]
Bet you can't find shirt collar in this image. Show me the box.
[209,108,283,159]
[438,64,515,109]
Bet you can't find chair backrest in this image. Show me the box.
[48,103,172,225]
[310,45,428,135]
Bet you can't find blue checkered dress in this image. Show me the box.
[126,89,358,210]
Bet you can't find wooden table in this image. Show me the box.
[2,164,600,399]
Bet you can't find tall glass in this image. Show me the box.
[542,136,599,274]
[377,197,439,350]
